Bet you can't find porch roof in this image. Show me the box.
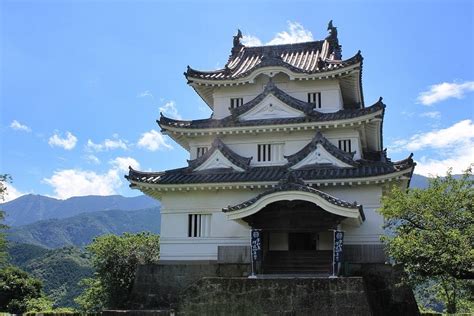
[222,175,365,224]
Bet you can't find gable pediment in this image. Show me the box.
[239,94,306,121]
[188,138,252,172]
[290,144,353,169]
[286,132,357,170]
[194,149,245,172]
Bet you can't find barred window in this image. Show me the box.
[188,214,211,237]
[308,92,322,109]
[257,143,283,162]
[197,146,208,158]
[230,98,243,109]
[338,139,352,153]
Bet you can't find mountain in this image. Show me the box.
[410,174,430,189]
[7,207,161,249]
[0,194,159,226]
[409,174,471,189]
[8,243,93,308]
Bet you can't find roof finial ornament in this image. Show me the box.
[327,20,337,39]
[279,171,305,187]
[231,29,244,56]
[325,20,342,60]
[233,29,243,47]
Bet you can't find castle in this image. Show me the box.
[126,21,415,275]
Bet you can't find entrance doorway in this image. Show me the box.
[288,232,316,251]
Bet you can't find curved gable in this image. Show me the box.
[187,138,252,172]
[286,132,357,169]
[239,94,306,121]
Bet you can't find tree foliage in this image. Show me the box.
[0,174,11,267]
[0,176,56,314]
[0,265,45,313]
[75,232,160,312]
[380,167,474,313]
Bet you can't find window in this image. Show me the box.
[188,214,211,237]
[230,98,243,109]
[257,143,283,162]
[307,92,322,109]
[338,139,352,153]
[257,144,271,162]
[196,146,208,158]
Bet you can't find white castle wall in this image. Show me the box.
[188,128,362,162]
[159,185,384,261]
[212,74,343,119]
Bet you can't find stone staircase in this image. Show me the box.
[263,250,332,274]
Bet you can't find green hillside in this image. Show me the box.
[8,243,93,308]
[7,207,161,249]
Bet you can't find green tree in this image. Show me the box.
[0,174,11,266]
[379,167,474,314]
[0,175,55,314]
[0,265,45,313]
[75,232,160,312]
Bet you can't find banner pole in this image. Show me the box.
[249,229,255,278]
[330,229,336,278]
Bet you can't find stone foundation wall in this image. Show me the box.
[179,277,372,316]
[130,263,419,315]
[130,262,250,309]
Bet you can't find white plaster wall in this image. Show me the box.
[188,128,362,162]
[159,189,265,261]
[212,74,343,119]
[322,185,384,244]
[158,184,384,261]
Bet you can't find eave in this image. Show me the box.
[189,61,362,110]
[126,163,415,193]
[159,105,384,151]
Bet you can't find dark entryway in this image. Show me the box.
[288,232,316,251]
[242,200,345,275]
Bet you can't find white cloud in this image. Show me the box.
[48,131,78,150]
[389,120,474,176]
[43,156,141,199]
[110,156,140,172]
[390,119,474,152]
[3,182,25,202]
[267,21,313,45]
[242,21,313,47]
[242,34,263,47]
[85,154,101,164]
[86,135,128,151]
[43,169,122,199]
[417,81,474,105]
[137,90,153,98]
[419,111,441,119]
[10,120,31,132]
[137,130,172,151]
[414,146,474,177]
[159,101,182,119]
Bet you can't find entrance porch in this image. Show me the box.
[223,180,365,275]
[246,199,344,275]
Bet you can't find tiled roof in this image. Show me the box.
[187,138,252,171]
[223,173,362,214]
[285,132,357,167]
[126,154,415,186]
[159,98,385,131]
[185,22,359,82]
[185,49,361,81]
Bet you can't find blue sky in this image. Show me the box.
[1,0,473,201]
